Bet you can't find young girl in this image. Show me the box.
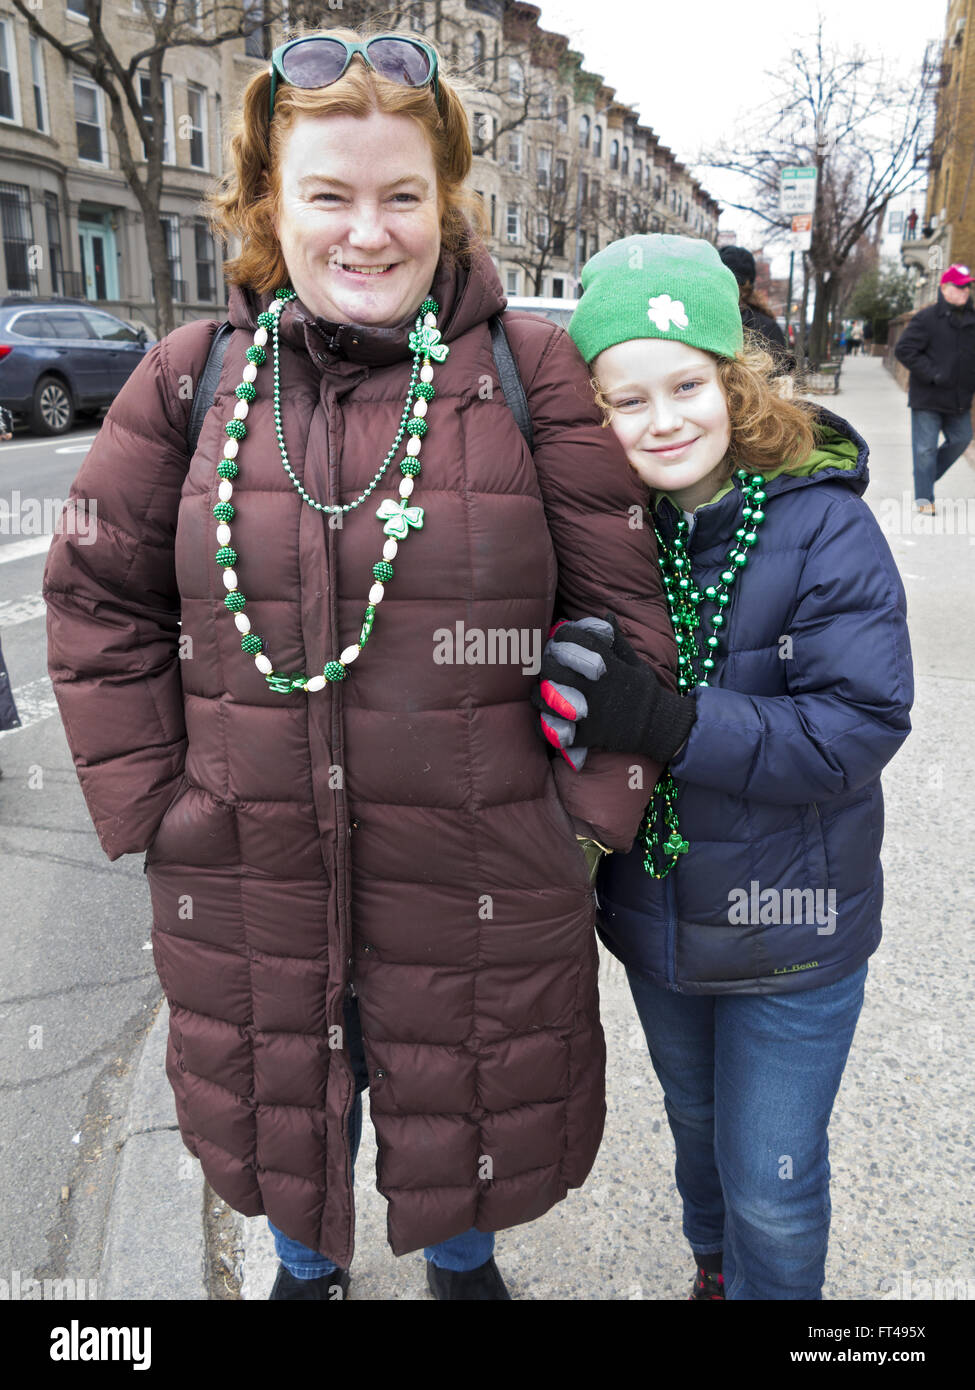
[536,235,913,1301]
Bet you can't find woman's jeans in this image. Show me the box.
[269,995,495,1278]
[626,962,868,1300]
[911,407,973,502]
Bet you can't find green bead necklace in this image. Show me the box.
[213,287,448,694]
[640,468,769,877]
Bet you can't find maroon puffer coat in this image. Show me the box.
[44,243,675,1267]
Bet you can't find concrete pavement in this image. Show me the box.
[85,354,975,1299]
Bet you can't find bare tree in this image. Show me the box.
[15,0,283,338]
[701,21,933,361]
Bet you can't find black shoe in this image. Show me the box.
[688,1266,725,1300]
[269,1262,350,1300]
[426,1255,511,1300]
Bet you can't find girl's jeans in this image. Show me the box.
[269,995,495,1278]
[626,962,868,1300]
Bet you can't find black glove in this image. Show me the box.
[533,613,697,764]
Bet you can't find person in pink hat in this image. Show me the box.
[894,264,975,513]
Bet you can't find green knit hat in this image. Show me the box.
[569,234,743,365]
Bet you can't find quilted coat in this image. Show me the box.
[43,241,675,1267]
[598,409,914,995]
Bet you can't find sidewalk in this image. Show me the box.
[103,355,975,1300]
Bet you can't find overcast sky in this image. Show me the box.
[535,0,943,267]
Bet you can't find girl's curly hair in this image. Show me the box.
[205,26,488,293]
[592,336,819,476]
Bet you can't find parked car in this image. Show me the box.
[0,297,152,436]
[505,295,579,330]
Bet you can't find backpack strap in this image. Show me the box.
[186,319,234,454]
[489,314,534,454]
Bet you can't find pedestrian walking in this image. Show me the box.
[42,27,675,1301]
[718,245,795,375]
[536,234,914,1299]
[905,208,918,241]
[894,263,975,514]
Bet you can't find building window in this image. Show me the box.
[654,175,662,199]
[622,146,629,176]
[507,131,522,172]
[74,75,106,164]
[45,191,65,295]
[509,60,524,99]
[591,179,601,213]
[537,145,551,188]
[67,0,90,15]
[552,277,564,297]
[187,84,207,170]
[29,35,49,133]
[539,91,550,119]
[158,213,184,300]
[195,218,216,302]
[610,139,619,170]
[607,190,617,220]
[578,228,587,262]
[536,212,550,251]
[139,73,175,164]
[472,111,485,155]
[489,193,496,236]
[579,114,590,150]
[244,0,270,60]
[593,125,602,158]
[506,269,519,295]
[472,31,484,73]
[556,96,568,132]
[554,157,567,193]
[0,183,37,294]
[0,21,20,124]
[634,158,642,186]
[506,203,520,244]
[553,223,565,257]
[644,164,651,190]
[579,172,589,207]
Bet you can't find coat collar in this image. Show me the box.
[227,236,506,371]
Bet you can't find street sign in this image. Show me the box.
[789,213,812,251]
[780,166,817,215]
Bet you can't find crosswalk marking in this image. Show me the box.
[0,535,53,565]
[0,594,47,628]
[0,675,57,736]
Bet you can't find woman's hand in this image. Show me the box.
[534,613,697,764]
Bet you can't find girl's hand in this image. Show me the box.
[533,613,697,764]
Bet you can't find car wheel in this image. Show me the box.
[30,376,75,435]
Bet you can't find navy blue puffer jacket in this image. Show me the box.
[597,408,913,994]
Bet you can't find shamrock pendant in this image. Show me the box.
[376,498,425,539]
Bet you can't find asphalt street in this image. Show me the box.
[1,355,973,1304]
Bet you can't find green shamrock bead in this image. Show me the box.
[752,490,767,504]
[751,475,765,486]
[324,661,347,682]
[257,311,276,330]
[733,552,748,567]
[215,546,238,567]
[743,532,757,546]
[245,345,267,366]
[414,381,435,401]
[235,382,256,402]
[213,502,235,522]
[372,560,394,583]
[705,586,717,600]
[751,509,765,524]
[225,419,246,439]
[707,635,719,648]
[405,417,428,437]
[742,506,753,519]
[720,569,736,584]
[717,594,730,606]
[275,287,297,301]
[266,672,294,694]
[217,459,239,479]
[224,590,246,612]
[712,613,725,627]
[736,468,749,481]
[400,457,421,477]
[241,633,262,655]
[702,657,715,671]
[419,297,439,316]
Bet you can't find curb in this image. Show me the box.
[98,1000,209,1300]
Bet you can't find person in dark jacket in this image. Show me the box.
[719,245,796,375]
[0,632,21,773]
[894,264,975,512]
[536,235,913,1299]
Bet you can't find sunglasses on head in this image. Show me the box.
[269,34,441,121]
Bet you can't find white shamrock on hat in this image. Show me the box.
[647,293,689,332]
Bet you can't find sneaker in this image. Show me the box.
[426,1255,511,1300]
[269,1262,350,1300]
[688,1266,725,1300]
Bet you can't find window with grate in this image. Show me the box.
[195,218,216,302]
[0,183,37,294]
